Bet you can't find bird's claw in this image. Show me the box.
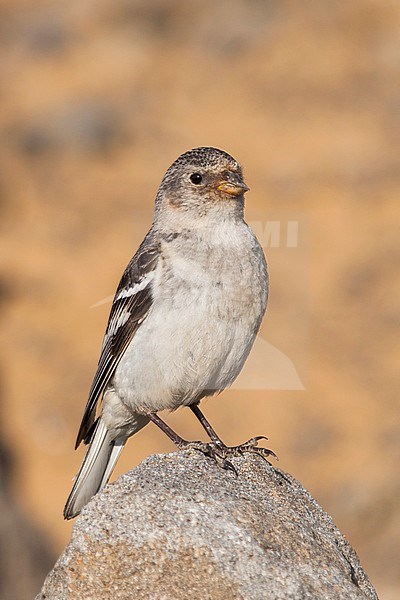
[207,445,238,476]
[177,440,238,475]
[214,436,278,464]
[177,436,277,472]
[234,437,278,461]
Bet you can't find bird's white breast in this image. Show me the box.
[112,220,267,413]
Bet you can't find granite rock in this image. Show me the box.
[37,452,378,600]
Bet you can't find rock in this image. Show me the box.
[36,452,378,600]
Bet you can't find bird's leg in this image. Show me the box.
[190,404,224,444]
[148,412,237,473]
[148,412,191,447]
[190,404,278,464]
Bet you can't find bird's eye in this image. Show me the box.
[189,173,203,185]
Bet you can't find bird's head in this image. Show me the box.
[154,147,249,226]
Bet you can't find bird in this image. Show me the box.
[64,146,275,520]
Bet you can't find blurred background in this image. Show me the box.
[0,1,399,598]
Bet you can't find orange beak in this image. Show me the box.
[217,180,250,196]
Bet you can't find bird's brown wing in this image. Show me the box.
[75,233,160,448]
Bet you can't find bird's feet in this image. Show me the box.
[212,436,278,470]
[177,436,277,475]
[176,440,237,473]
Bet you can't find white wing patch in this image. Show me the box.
[113,308,131,330]
[116,272,155,301]
[101,307,132,351]
[100,271,155,351]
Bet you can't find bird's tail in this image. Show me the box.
[63,418,125,520]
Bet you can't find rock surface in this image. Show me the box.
[37,452,378,600]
